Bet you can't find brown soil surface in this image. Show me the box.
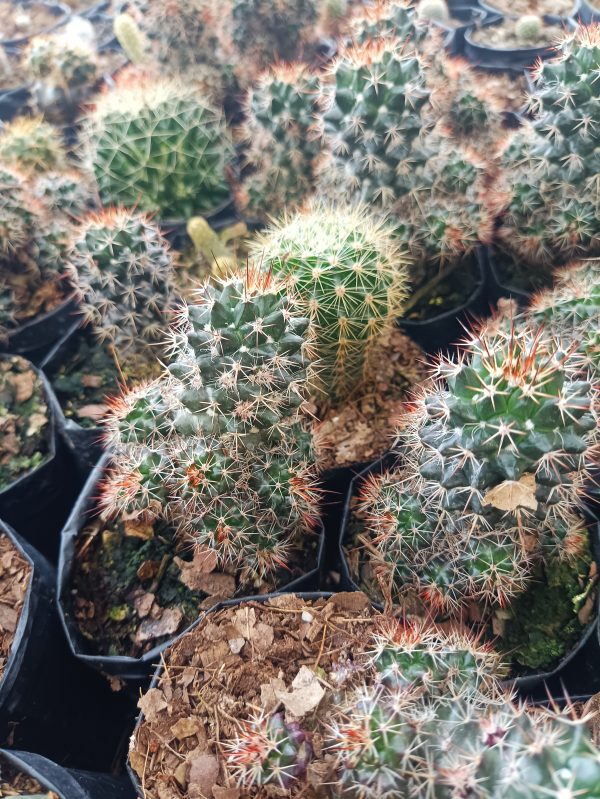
[0,533,31,683]
[0,761,56,797]
[471,19,563,49]
[483,0,573,15]
[314,326,425,470]
[0,2,64,41]
[130,592,378,799]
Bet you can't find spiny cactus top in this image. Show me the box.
[65,208,175,351]
[349,0,427,49]
[498,25,600,265]
[102,268,320,581]
[84,74,234,219]
[238,64,322,218]
[252,204,410,404]
[320,39,431,208]
[529,260,600,378]
[0,166,39,258]
[0,116,66,175]
[31,170,95,217]
[24,34,98,90]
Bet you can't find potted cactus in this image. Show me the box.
[128,591,600,797]
[493,26,600,297]
[478,0,580,19]
[342,318,599,681]
[57,268,324,680]
[0,1,71,49]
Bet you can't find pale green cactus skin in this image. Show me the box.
[113,13,148,65]
[416,0,450,22]
[0,116,66,175]
[84,75,234,219]
[251,205,410,404]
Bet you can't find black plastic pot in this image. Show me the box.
[0,84,31,122]
[39,321,105,475]
[482,244,551,306]
[0,356,82,562]
[79,0,110,18]
[126,589,332,796]
[432,5,491,56]
[579,0,600,20]
[399,247,487,354]
[159,196,238,249]
[337,456,600,698]
[0,750,134,799]
[479,0,581,21]
[58,453,326,684]
[464,16,574,70]
[0,2,71,48]
[0,294,80,367]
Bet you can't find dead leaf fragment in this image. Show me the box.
[76,403,108,421]
[260,676,286,714]
[80,374,104,388]
[482,474,538,512]
[188,753,219,799]
[275,666,325,721]
[171,716,204,740]
[135,608,183,643]
[138,688,167,721]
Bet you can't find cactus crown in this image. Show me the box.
[102,267,320,581]
[24,34,97,89]
[31,170,94,217]
[515,14,543,41]
[66,208,175,351]
[0,116,66,175]
[350,1,427,49]
[416,0,450,22]
[85,74,234,218]
[238,64,322,218]
[251,204,410,404]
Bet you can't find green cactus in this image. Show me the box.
[65,208,175,351]
[349,0,428,49]
[252,204,410,404]
[24,33,98,93]
[238,64,322,219]
[84,74,234,219]
[498,26,600,266]
[113,13,149,65]
[31,170,94,217]
[102,268,320,581]
[515,14,543,42]
[0,116,66,175]
[416,0,450,22]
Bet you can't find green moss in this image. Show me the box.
[501,544,594,673]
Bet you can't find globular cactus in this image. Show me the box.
[0,166,39,259]
[251,204,410,404]
[186,215,247,278]
[498,26,600,266]
[237,64,322,219]
[31,170,95,217]
[102,267,320,581]
[320,39,431,208]
[231,0,318,71]
[349,0,428,50]
[358,321,598,616]
[515,14,543,42]
[83,73,234,219]
[113,13,149,65]
[416,0,450,23]
[529,260,600,378]
[65,208,175,351]
[0,116,66,175]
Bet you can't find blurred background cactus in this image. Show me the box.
[416,0,449,22]
[83,73,234,219]
[252,204,410,405]
[0,116,66,175]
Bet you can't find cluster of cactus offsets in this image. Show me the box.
[0,116,66,175]
[358,321,598,612]
[529,260,600,378]
[102,268,320,581]
[252,205,410,404]
[84,74,234,219]
[320,39,431,208]
[231,0,318,71]
[498,26,600,266]
[65,209,175,352]
[225,621,600,797]
[238,65,322,218]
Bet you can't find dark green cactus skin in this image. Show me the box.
[350,0,428,48]
[66,210,175,350]
[322,42,431,207]
[240,66,321,218]
[87,79,233,219]
[499,27,600,265]
[103,272,320,581]
[31,171,94,217]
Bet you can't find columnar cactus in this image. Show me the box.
[0,116,66,175]
[498,26,600,266]
[113,13,149,65]
[237,64,322,219]
[251,205,410,404]
[65,209,175,351]
[102,268,320,582]
[358,321,598,617]
[84,74,234,219]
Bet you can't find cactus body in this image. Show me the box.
[416,0,450,22]
[252,205,410,403]
[515,14,543,42]
[0,116,66,175]
[113,13,148,65]
[84,75,234,219]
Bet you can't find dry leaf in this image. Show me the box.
[124,519,155,540]
[80,374,104,388]
[76,403,108,421]
[234,606,256,638]
[213,788,241,799]
[135,608,183,643]
[188,753,219,799]
[276,666,325,721]
[134,592,155,619]
[482,474,538,512]
[330,592,371,612]
[138,688,167,721]
[260,676,286,714]
[179,570,235,598]
[171,717,204,740]
[228,636,245,654]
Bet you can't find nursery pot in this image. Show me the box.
[0,750,134,799]
[126,590,333,796]
[0,294,80,367]
[337,456,600,698]
[57,453,327,684]
[479,0,581,21]
[464,16,575,71]
[0,84,31,122]
[579,0,600,20]
[0,356,82,562]
[431,5,491,56]
[79,0,110,18]
[482,244,551,306]
[0,1,71,48]
[398,247,487,354]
